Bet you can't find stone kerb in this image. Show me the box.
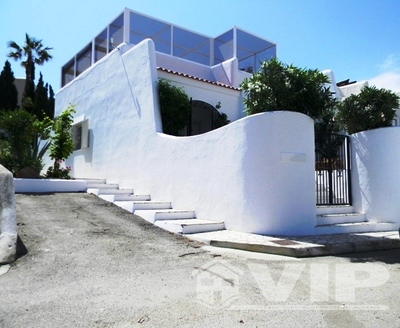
[0,165,17,264]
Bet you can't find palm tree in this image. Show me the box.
[7,33,53,106]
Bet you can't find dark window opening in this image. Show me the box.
[76,44,92,77]
[62,59,75,87]
[74,124,82,150]
[183,100,228,136]
[95,28,108,62]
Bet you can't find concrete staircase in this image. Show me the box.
[315,206,397,234]
[85,179,225,234]
[85,179,396,237]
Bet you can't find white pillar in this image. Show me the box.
[0,165,17,264]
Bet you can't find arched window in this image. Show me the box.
[187,100,227,136]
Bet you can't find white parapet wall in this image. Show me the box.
[146,111,317,235]
[351,127,400,225]
[55,39,317,236]
[14,179,87,193]
[0,165,17,264]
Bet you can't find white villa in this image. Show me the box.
[53,8,400,236]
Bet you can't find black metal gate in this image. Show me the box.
[315,134,352,205]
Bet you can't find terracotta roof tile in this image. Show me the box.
[157,67,240,91]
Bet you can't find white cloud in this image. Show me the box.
[368,71,400,93]
[367,54,400,93]
[378,54,400,73]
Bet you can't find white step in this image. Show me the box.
[87,188,134,196]
[317,213,366,225]
[85,180,225,235]
[316,205,355,215]
[315,221,398,234]
[87,183,119,189]
[134,209,196,223]
[114,194,151,201]
[97,189,134,195]
[87,188,100,195]
[155,219,225,234]
[99,194,151,202]
[82,178,107,185]
[114,201,172,213]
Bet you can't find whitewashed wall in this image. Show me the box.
[338,81,369,98]
[351,127,400,224]
[322,70,342,99]
[156,52,215,82]
[54,39,316,236]
[143,111,317,236]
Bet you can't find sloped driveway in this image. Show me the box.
[1,193,400,327]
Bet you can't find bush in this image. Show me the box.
[49,104,75,162]
[157,79,191,135]
[0,109,48,175]
[0,105,76,178]
[240,58,338,119]
[45,161,72,179]
[241,58,340,148]
[336,86,400,134]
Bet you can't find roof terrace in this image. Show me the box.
[61,8,276,87]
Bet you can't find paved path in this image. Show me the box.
[1,193,400,327]
[188,230,400,257]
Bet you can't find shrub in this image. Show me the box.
[240,58,338,118]
[0,109,50,175]
[0,105,76,178]
[45,160,72,179]
[49,104,75,162]
[336,86,400,134]
[157,79,191,135]
[241,58,340,144]
[44,104,76,179]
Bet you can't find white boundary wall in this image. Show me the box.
[14,179,87,193]
[351,127,400,224]
[54,39,316,236]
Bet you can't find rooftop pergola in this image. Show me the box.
[62,8,276,86]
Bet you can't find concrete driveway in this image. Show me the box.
[1,193,400,327]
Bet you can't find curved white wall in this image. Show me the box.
[55,39,316,236]
[351,127,400,224]
[143,111,316,235]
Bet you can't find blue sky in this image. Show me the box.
[1,0,400,93]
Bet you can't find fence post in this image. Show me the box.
[327,134,334,204]
[346,136,352,205]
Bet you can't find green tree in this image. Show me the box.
[240,58,340,140]
[46,83,55,119]
[33,72,48,120]
[7,33,52,108]
[0,60,18,111]
[49,105,76,163]
[46,105,76,179]
[336,86,400,134]
[158,79,191,135]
